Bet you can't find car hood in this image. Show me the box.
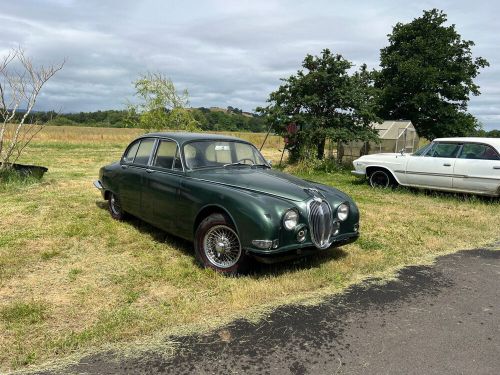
[188,168,332,202]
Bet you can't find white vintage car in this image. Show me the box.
[352,137,500,197]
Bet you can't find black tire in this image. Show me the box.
[194,213,249,275]
[368,169,398,189]
[108,192,126,220]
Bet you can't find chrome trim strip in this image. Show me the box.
[403,170,500,181]
[406,171,464,178]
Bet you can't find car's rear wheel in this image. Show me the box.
[108,192,126,220]
[194,213,248,275]
[369,169,397,189]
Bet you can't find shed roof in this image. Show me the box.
[373,121,414,139]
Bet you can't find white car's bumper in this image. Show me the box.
[351,170,366,178]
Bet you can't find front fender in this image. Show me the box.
[182,177,296,246]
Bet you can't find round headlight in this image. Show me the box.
[283,209,299,230]
[337,203,349,221]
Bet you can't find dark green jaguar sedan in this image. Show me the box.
[94,132,359,274]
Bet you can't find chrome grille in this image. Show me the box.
[308,199,334,249]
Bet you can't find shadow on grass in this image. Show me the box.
[95,200,348,277]
[396,186,499,203]
[350,177,499,204]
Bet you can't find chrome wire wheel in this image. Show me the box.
[202,225,241,269]
[110,194,121,216]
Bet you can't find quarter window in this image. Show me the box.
[134,139,155,165]
[459,143,500,160]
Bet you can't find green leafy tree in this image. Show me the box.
[127,72,199,131]
[259,49,380,162]
[376,9,489,140]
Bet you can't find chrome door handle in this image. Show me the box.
[146,168,155,173]
[443,163,451,167]
[494,166,500,170]
[121,164,128,169]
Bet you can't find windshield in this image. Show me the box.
[183,140,268,170]
[412,142,432,156]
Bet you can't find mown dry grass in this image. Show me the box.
[0,125,499,372]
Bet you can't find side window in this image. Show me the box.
[134,139,155,166]
[430,143,461,158]
[123,140,140,164]
[153,140,182,170]
[459,143,500,160]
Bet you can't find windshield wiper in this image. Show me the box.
[223,162,252,168]
[251,163,271,169]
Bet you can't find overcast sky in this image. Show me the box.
[1,0,499,130]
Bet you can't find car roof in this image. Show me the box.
[137,132,248,145]
[434,137,500,150]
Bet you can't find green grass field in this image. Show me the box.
[0,126,499,372]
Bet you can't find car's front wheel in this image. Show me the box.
[108,192,126,220]
[194,213,249,275]
[368,169,398,189]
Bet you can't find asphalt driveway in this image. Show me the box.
[33,247,500,375]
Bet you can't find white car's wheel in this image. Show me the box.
[369,169,397,189]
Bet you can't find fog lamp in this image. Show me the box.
[296,229,307,243]
[332,220,340,236]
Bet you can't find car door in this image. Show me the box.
[453,143,500,194]
[405,142,462,189]
[119,138,156,217]
[141,138,185,233]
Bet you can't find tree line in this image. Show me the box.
[19,107,267,133]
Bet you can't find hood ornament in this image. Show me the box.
[304,187,325,200]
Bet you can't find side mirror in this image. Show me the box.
[399,148,405,156]
[266,159,273,167]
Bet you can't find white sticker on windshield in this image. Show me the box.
[215,145,230,151]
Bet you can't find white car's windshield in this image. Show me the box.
[412,143,432,156]
[183,140,268,170]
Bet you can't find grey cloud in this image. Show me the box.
[0,0,498,130]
